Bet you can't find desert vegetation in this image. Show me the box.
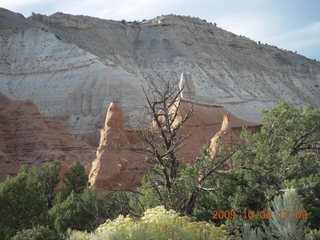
[0,101,319,239]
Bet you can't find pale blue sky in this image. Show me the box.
[1,0,319,60]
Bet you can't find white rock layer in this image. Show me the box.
[179,72,196,101]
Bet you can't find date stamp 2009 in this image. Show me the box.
[212,210,308,220]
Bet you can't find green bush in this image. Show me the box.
[242,224,263,240]
[50,188,107,232]
[0,169,47,239]
[69,206,230,240]
[263,188,306,240]
[57,160,88,202]
[12,225,62,240]
[199,102,320,228]
[0,160,109,238]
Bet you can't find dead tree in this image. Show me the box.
[118,78,237,216]
[135,79,194,191]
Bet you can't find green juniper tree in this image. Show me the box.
[57,160,88,202]
[202,102,320,229]
[49,188,107,232]
[0,167,47,239]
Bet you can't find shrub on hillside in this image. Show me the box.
[263,188,307,240]
[0,169,48,239]
[50,188,107,232]
[69,206,231,240]
[12,225,62,240]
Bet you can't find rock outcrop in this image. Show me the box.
[31,12,97,30]
[0,8,145,146]
[28,13,320,123]
[171,99,260,165]
[179,72,196,101]
[89,102,144,191]
[0,8,319,147]
[89,93,261,191]
[0,93,95,181]
[88,99,261,191]
[209,114,240,168]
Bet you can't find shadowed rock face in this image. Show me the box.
[0,93,95,181]
[0,9,319,146]
[0,8,32,29]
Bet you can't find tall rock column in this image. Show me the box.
[89,102,126,190]
[209,114,239,168]
[179,72,196,101]
[98,101,126,147]
[88,102,143,191]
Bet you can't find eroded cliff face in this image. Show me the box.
[28,13,320,119]
[0,93,95,181]
[0,8,144,146]
[1,8,319,146]
[0,72,260,191]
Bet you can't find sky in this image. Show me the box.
[1,0,319,61]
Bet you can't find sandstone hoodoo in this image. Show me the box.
[0,93,95,181]
[0,72,261,191]
[89,102,144,191]
[169,100,261,165]
[209,114,240,168]
[88,75,261,191]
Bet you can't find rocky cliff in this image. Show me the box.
[29,13,320,116]
[0,8,319,146]
[0,8,145,146]
[0,93,95,181]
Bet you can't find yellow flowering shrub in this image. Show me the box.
[67,230,92,240]
[69,206,229,240]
